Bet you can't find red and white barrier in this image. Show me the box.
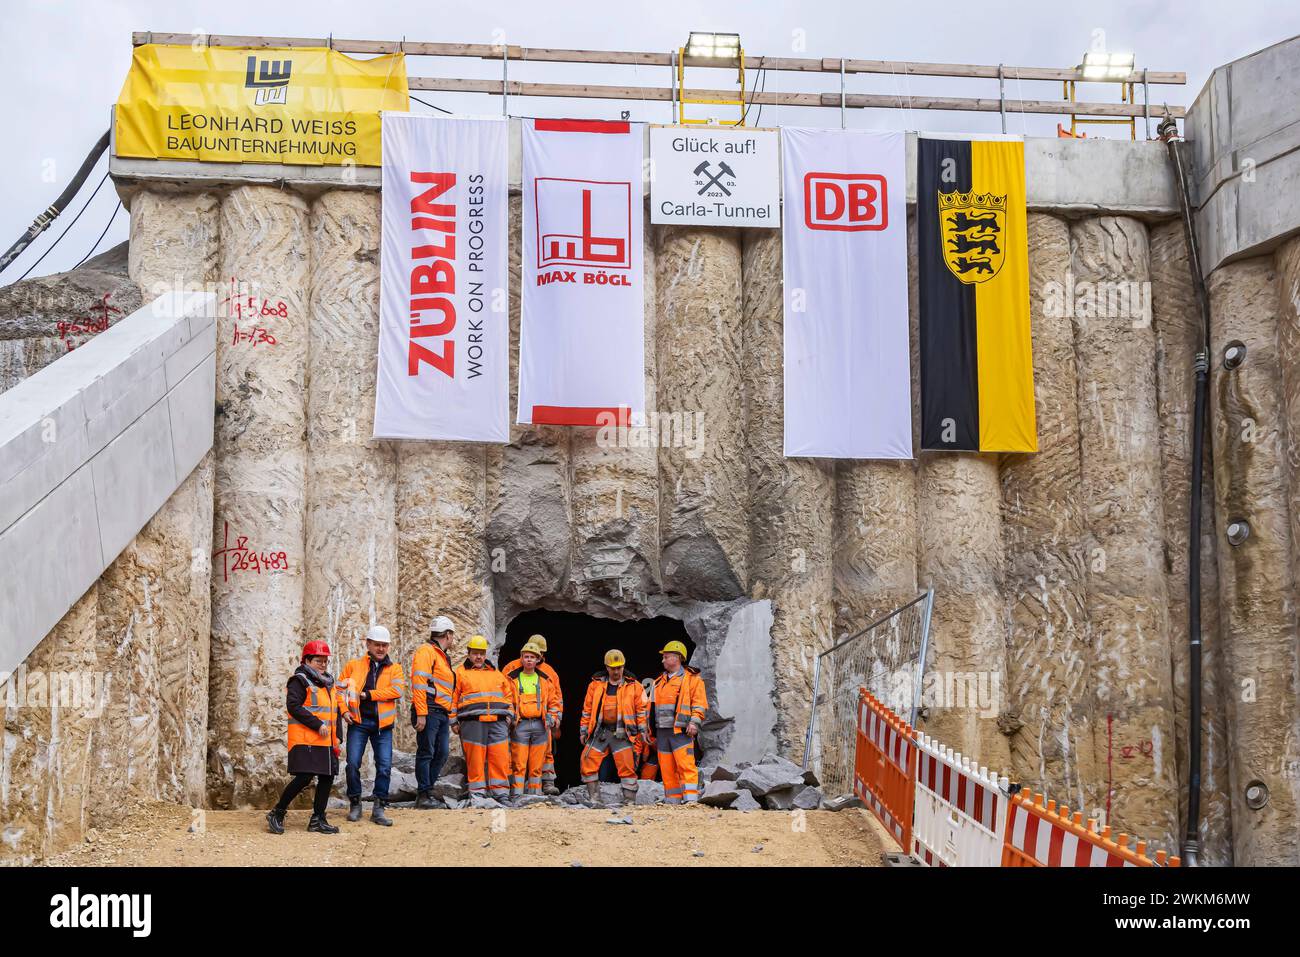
[911,732,1009,867]
[854,691,917,851]
[1002,791,1180,867]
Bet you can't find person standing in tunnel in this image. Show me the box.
[411,616,457,809]
[501,633,563,794]
[505,640,560,801]
[650,640,707,804]
[266,640,346,835]
[452,635,517,802]
[578,649,649,805]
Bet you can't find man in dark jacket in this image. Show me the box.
[266,640,346,834]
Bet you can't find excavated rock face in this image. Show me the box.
[1149,220,1233,866]
[1001,213,1097,812]
[1071,216,1178,847]
[1209,256,1300,866]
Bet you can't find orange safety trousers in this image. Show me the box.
[461,718,511,799]
[580,727,638,787]
[656,730,699,803]
[510,717,549,796]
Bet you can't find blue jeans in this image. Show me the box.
[414,708,451,792]
[345,718,393,800]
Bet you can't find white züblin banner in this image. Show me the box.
[519,118,646,426]
[782,128,912,458]
[374,114,509,442]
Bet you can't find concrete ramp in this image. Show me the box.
[0,290,215,675]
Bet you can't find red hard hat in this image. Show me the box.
[302,640,331,660]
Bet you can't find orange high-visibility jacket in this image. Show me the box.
[503,658,563,721]
[504,666,561,724]
[452,661,517,723]
[651,666,707,734]
[580,673,649,741]
[287,681,345,752]
[339,657,405,729]
[411,641,456,716]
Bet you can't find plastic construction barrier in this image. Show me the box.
[853,690,917,851]
[1001,790,1181,867]
[911,732,1010,867]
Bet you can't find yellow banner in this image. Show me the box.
[115,44,407,167]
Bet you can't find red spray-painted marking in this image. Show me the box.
[212,521,289,583]
[220,277,289,322]
[1106,713,1113,818]
[231,324,278,347]
[56,293,121,351]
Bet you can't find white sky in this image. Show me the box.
[3,0,1297,280]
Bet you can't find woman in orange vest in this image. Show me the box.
[504,641,560,801]
[267,640,346,834]
[579,649,649,804]
[338,625,405,827]
[650,640,707,804]
[451,635,517,802]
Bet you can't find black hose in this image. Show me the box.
[0,128,111,277]
[1158,112,1210,867]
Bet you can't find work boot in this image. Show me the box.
[347,798,363,823]
[622,787,639,805]
[415,791,437,810]
[307,814,340,834]
[265,808,286,835]
[509,789,523,804]
[585,782,601,806]
[543,782,560,796]
[371,800,393,827]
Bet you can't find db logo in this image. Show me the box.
[803,172,888,231]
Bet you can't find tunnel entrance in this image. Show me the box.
[500,609,694,789]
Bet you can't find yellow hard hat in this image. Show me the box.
[530,634,548,653]
[604,649,626,667]
[659,640,688,658]
[467,635,489,651]
[521,641,543,657]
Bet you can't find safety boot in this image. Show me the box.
[585,782,601,805]
[265,808,286,835]
[347,798,363,822]
[308,814,340,834]
[543,782,560,796]
[371,800,393,827]
[415,791,437,810]
[622,786,638,805]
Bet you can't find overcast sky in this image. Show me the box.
[3,0,1297,281]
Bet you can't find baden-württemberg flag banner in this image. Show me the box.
[917,137,1037,452]
[115,44,408,166]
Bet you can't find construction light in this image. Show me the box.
[685,32,742,63]
[1080,51,1136,80]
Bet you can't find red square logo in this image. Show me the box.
[535,177,632,269]
[803,172,888,231]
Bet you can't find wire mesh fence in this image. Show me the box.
[803,590,933,798]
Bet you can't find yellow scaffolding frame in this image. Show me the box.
[677,47,746,126]
[1063,79,1137,139]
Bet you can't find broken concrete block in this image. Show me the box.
[431,773,468,800]
[732,791,761,811]
[801,769,820,787]
[699,779,743,808]
[736,764,804,799]
[822,795,863,812]
[635,781,665,805]
[794,786,824,810]
[762,785,802,810]
[469,794,502,809]
[708,764,739,782]
[758,753,805,778]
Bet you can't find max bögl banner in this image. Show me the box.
[373,114,509,442]
[917,137,1036,452]
[519,119,646,426]
[115,44,407,166]
[781,128,912,459]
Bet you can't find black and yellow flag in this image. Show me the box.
[918,138,1036,452]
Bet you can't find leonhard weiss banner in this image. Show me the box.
[519,119,646,426]
[781,128,911,459]
[115,44,407,166]
[373,114,509,442]
[917,136,1036,452]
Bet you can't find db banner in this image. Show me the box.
[781,128,912,458]
[519,119,646,426]
[373,114,509,442]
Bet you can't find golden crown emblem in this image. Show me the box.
[938,191,1006,211]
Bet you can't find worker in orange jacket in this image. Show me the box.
[411,615,458,810]
[339,625,405,826]
[504,641,560,801]
[452,635,517,802]
[502,633,562,794]
[579,649,649,804]
[267,640,346,835]
[649,640,707,804]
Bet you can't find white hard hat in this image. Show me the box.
[367,625,392,644]
[430,616,455,634]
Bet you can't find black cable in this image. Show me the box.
[0,129,110,276]
[738,58,768,126]
[409,93,454,114]
[72,199,122,270]
[15,169,110,283]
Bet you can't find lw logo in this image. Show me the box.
[939,191,1006,283]
[244,55,291,106]
[535,178,632,269]
[803,172,887,231]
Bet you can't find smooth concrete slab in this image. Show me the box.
[0,290,216,677]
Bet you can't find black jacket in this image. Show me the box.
[286,664,342,777]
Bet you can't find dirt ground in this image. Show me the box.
[43,800,891,867]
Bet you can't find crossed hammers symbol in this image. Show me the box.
[693,160,736,196]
